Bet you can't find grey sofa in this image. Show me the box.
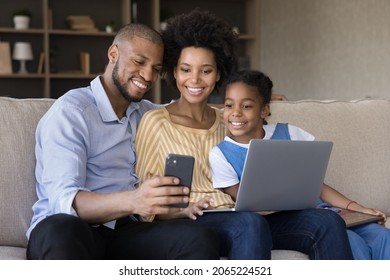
[1,96,389,259]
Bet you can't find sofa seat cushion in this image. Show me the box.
[0,246,26,260]
[271,250,308,260]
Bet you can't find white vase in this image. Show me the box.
[105,25,114,33]
[13,16,30,30]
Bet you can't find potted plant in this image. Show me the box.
[13,9,32,30]
[159,7,173,31]
[105,20,116,33]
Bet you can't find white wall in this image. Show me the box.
[260,0,390,100]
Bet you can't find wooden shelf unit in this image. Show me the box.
[0,0,129,99]
[0,0,260,102]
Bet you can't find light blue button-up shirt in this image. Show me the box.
[27,76,157,238]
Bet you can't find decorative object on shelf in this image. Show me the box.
[1,0,259,102]
[132,0,138,23]
[12,42,33,74]
[13,8,32,30]
[159,7,173,31]
[66,15,97,32]
[80,52,90,74]
[37,52,45,74]
[105,20,116,33]
[0,41,13,74]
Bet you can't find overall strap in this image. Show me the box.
[270,123,291,140]
[217,141,247,180]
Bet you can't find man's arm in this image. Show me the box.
[72,176,189,224]
[38,99,188,225]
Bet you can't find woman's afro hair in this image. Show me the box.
[161,8,238,90]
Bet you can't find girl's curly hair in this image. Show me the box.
[161,8,238,91]
[225,70,274,105]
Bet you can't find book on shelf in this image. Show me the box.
[37,52,45,74]
[0,42,12,75]
[80,52,90,74]
[66,15,97,32]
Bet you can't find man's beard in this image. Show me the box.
[112,62,143,103]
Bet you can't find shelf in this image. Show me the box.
[49,73,102,79]
[0,27,45,34]
[1,0,260,102]
[48,29,115,37]
[0,74,45,79]
[238,34,257,40]
[0,0,128,99]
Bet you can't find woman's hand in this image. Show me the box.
[182,196,215,220]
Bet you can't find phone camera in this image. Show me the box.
[167,155,177,167]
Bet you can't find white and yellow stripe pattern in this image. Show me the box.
[135,106,235,211]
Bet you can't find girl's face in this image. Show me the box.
[174,47,220,104]
[223,81,270,144]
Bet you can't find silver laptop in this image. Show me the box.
[204,139,333,212]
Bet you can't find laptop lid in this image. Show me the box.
[234,139,333,211]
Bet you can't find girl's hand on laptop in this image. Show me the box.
[364,208,387,225]
[356,205,387,225]
[183,196,215,220]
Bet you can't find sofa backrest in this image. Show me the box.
[268,99,390,216]
[1,97,389,248]
[0,97,55,248]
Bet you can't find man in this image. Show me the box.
[26,24,219,260]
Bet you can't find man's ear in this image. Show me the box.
[108,44,118,64]
[261,104,271,118]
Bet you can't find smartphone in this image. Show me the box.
[164,153,195,208]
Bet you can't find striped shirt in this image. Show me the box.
[135,106,235,215]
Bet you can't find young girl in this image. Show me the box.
[135,9,353,259]
[209,69,390,259]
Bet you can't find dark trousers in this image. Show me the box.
[27,214,220,260]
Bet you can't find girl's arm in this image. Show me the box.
[321,183,387,224]
[222,183,239,201]
[320,183,351,209]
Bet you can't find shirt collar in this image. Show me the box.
[90,76,141,122]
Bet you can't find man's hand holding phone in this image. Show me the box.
[129,154,194,221]
[131,176,190,218]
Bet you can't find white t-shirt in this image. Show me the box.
[209,123,315,189]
